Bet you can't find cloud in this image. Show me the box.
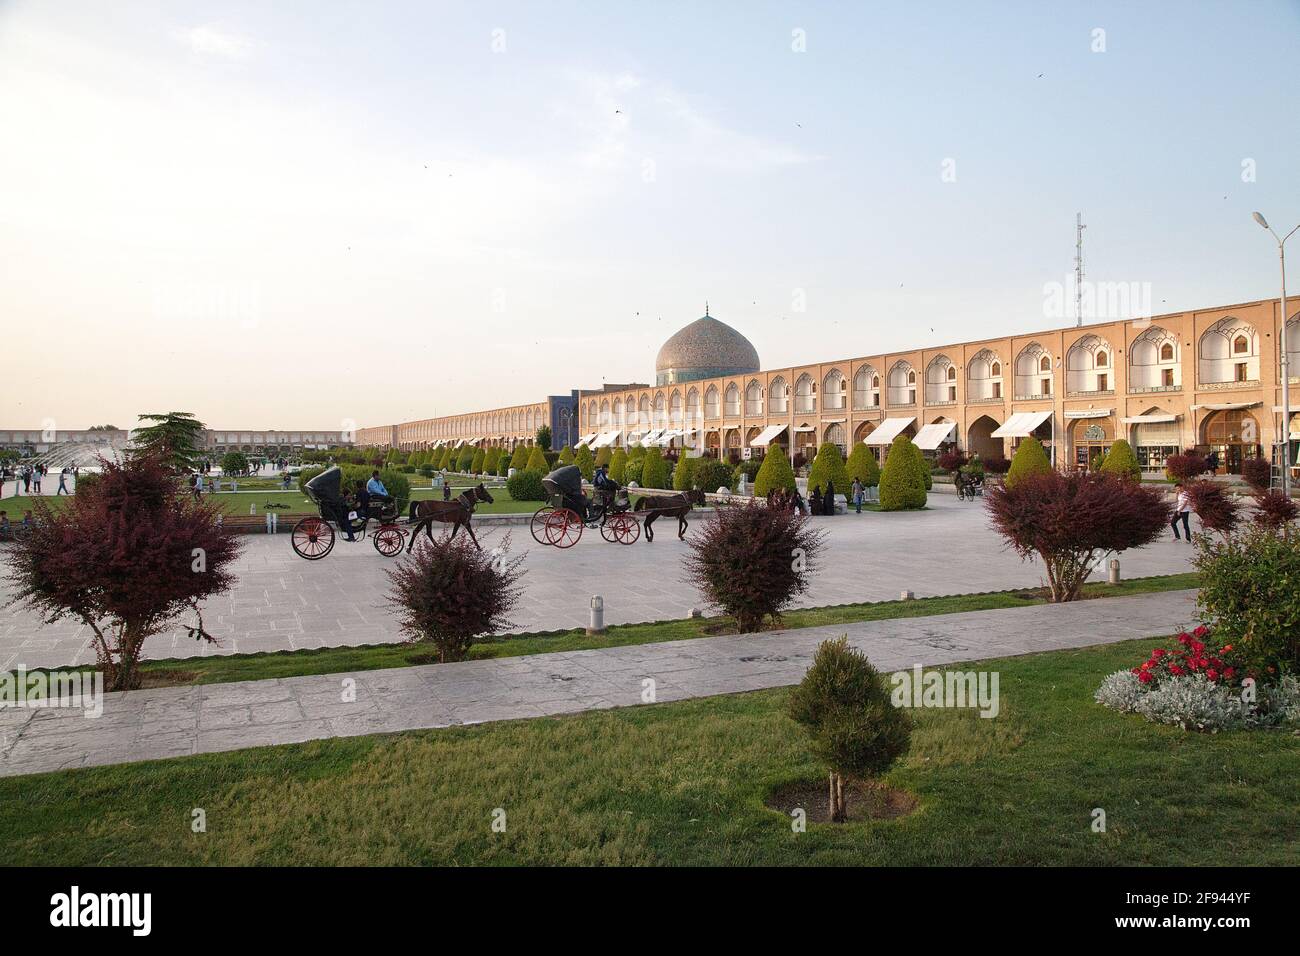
[183,25,253,60]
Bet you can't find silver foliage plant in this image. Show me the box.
[1095,671,1300,733]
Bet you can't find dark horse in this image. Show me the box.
[407,483,494,551]
[632,489,705,542]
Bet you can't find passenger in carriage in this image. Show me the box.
[366,470,392,506]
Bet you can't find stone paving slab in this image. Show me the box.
[0,589,1198,778]
[0,495,1199,669]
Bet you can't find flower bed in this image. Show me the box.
[1096,626,1300,732]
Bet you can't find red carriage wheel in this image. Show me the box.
[544,508,583,549]
[600,519,618,543]
[292,516,335,560]
[612,513,640,545]
[372,524,405,557]
[530,506,555,545]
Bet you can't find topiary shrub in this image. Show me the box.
[574,443,595,481]
[483,448,500,475]
[456,446,475,472]
[470,448,485,475]
[693,458,733,494]
[640,447,669,488]
[506,469,546,501]
[1195,523,1300,676]
[845,442,880,489]
[594,446,612,468]
[879,436,926,510]
[786,636,912,823]
[673,454,697,491]
[684,501,825,632]
[1005,436,1052,489]
[558,446,575,466]
[1241,457,1272,492]
[1098,438,1141,481]
[525,445,548,473]
[754,449,797,496]
[386,532,523,663]
[509,445,530,471]
[623,457,644,486]
[609,447,628,484]
[497,454,510,478]
[807,442,850,497]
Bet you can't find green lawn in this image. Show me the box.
[2,635,1295,866]
[10,572,1195,690]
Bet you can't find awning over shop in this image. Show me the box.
[653,429,680,446]
[576,433,597,446]
[1120,413,1179,424]
[914,421,957,450]
[866,417,916,446]
[1191,402,1261,411]
[590,430,621,449]
[793,425,816,433]
[750,424,788,447]
[1063,408,1112,420]
[991,410,1053,439]
[638,429,663,446]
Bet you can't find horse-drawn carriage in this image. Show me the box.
[291,466,406,560]
[530,465,640,547]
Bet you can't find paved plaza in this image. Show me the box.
[0,494,1198,671]
[0,588,1197,777]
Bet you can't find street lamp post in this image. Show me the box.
[1254,212,1299,495]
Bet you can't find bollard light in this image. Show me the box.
[587,595,606,635]
[901,590,914,601]
[1108,558,1120,585]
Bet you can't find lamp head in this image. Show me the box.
[1253,211,1270,229]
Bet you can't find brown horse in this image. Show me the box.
[407,483,494,551]
[633,489,705,542]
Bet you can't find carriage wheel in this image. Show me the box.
[530,506,555,545]
[292,516,335,560]
[372,524,405,557]
[600,519,618,543]
[544,508,583,549]
[611,512,640,545]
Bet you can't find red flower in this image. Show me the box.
[1193,625,1209,638]
[1206,668,1220,681]
[1168,665,1184,676]
[1137,670,1154,684]
[1152,648,1167,658]
[1223,667,1236,679]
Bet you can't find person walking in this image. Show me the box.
[31,466,41,495]
[1171,482,1193,541]
[56,468,69,495]
[442,479,452,501]
[852,477,864,514]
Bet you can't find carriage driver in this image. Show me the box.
[366,470,393,505]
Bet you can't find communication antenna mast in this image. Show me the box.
[1074,212,1086,326]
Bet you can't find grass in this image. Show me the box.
[2,635,1295,866]
[17,572,1195,689]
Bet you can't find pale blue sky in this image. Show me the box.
[1,0,1297,429]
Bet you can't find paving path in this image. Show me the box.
[0,588,1197,778]
[0,494,1198,669]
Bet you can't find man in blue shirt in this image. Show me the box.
[366,470,391,504]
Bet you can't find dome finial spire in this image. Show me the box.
[705,301,709,317]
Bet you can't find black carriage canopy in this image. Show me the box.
[304,466,345,505]
[542,464,583,500]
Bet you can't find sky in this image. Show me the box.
[2,0,1298,432]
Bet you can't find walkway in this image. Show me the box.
[0,588,1197,777]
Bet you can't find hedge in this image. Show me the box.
[506,469,547,501]
[693,458,734,493]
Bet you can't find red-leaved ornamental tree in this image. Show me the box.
[5,455,242,690]
[1252,490,1298,532]
[684,501,825,631]
[1183,479,1242,537]
[985,471,1171,602]
[1164,453,1207,482]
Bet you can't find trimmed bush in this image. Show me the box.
[609,447,628,484]
[684,501,825,632]
[1184,480,1241,536]
[640,447,669,488]
[1241,457,1272,492]
[754,449,797,497]
[558,446,575,466]
[673,455,697,491]
[1098,438,1140,480]
[456,446,475,472]
[879,436,927,511]
[807,442,850,498]
[386,533,523,663]
[575,443,595,481]
[845,442,880,488]
[1165,453,1207,482]
[1253,490,1298,530]
[937,450,968,473]
[787,636,912,822]
[497,453,510,478]
[506,469,546,501]
[470,448,485,475]
[483,448,500,475]
[594,446,612,468]
[535,425,551,452]
[1005,436,1052,489]
[508,445,530,471]
[623,457,644,486]
[984,456,1011,475]
[525,445,549,473]
[693,458,733,494]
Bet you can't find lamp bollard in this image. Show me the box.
[1108,558,1120,585]
[249,502,256,516]
[901,590,914,601]
[587,595,606,636]
[265,512,278,535]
